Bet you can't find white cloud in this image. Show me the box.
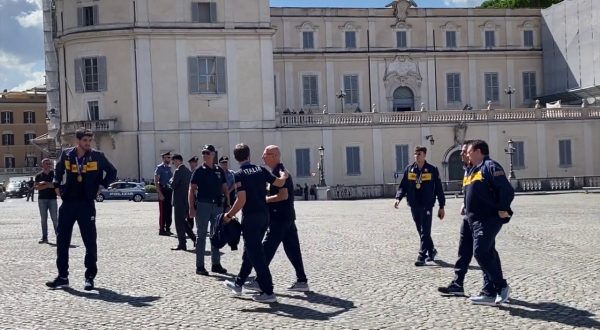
[10,70,44,91]
[15,8,42,28]
[0,51,44,91]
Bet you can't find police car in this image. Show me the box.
[96,181,146,202]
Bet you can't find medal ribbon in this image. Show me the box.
[75,156,85,182]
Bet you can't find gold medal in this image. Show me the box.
[77,175,83,183]
[416,183,421,189]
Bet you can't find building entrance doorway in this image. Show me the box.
[393,87,414,111]
[448,150,464,181]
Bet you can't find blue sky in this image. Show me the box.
[0,0,485,91]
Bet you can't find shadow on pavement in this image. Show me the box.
[240,291,355,320]
[63,287,161,307]
[432,259,481,271]
[499,298,600,329]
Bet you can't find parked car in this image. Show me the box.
[6,182,28,198]
[96,182,146,202]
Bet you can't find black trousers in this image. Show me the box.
[410,207,435,258]
[158,186,173,231]
[238,210,308,284]
[453,218,493,293]
[235,211,273,295]
[471,218,507,295]
[174,203,196,248]
[56,199,97,279]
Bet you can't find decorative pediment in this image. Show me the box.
[479,21,501,30]
[338,22,361,31]
[392,0,415,22]
[440,21,461,31]
[391,21,412,30]
[518,20,538,29]
[296,21,319,31]
[384,56,421,82]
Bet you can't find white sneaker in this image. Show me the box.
[470,294,497,306]
[243,280,261,293]
[495,285,511,304]
[223,280,242,296]
[252,292,277,303]
[287,281,310,292]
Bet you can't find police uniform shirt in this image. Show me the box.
[234,163,277,215]
[154,163,172,186]
[268,163,295,219]
[190,164,226,202]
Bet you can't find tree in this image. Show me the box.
[479,0,563,8]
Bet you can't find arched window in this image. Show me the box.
[393,87,414,112]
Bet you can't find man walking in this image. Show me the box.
[46,128,117,290]
[463,140,514,305]
[223,143,289,303]
[394,146,445,266]
[155,151,173,236]
[26,177,35,201]
[188,145,229,276]
[34,158,58,244]
[242,145,309,292]
[170,154,196,251]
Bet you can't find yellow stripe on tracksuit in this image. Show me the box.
[463,170,484,186]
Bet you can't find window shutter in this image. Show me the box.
[191,3,199,22]
[77,7,83,26]
[75,58,84,93]
[31,112,35,123]
[93,5,99,25]
[97,56,107,91]
[216,57,227,94]
[209,3,217,23]
[188,57,199,94]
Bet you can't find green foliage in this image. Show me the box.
[145,184,157,193]
[479,0,563,8]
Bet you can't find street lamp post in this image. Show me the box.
[317,145,326,187]
[504,139,516,179]
[504,85,516,110]
[336,89,346,113]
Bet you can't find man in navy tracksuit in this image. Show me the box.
[222,143,288,303]
[395,146,446,266]
[46,128,117,291]
[463,139,514,305]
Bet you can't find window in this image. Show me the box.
[24,111,35,124]
[446,31,457,48]
[395,145,409,172]
[524,30,534,47]
[295,148,311,177]
[302,75,318,106]
[345,31,356,49]
[188,56,227,94]
[74,57,107,93]
[396,31,407,48]
[2,133,15,146]
[77,6,98,27]
[346,146,361,175]
[25,156,37,167]
[446,73,461,103]
[559,140,572,167]
[4,156,15,168]
[1,111,13,124]
[343,75,359,105]
[192,2,216,23]
[523,72,537,101]
[513,141,525,169]
[24,133,36,145]
[485,30,496,48]
[303,31,314,49]
[87,101,99,121]
[484,73,499,102]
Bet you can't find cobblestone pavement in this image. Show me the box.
[0,194,599,329]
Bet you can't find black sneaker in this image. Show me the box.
[426,248,438,262]
[84,278,94,291]
[196,268,209,276]
[414,257,426,267]
[46,276,69,289]
[38,238,48,244]
[438,282,465,296]
[211,264,227,274]
[159,230,169,236]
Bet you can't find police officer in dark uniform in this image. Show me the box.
[155,151,173,236]
[463,139,514,305]
[223,143,288,303]
[46,128,117,290]
[394,145,446,266]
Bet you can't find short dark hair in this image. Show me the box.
[462,140,473,148]
[469,139,489,155]
[233,143,250,162]
[171,153,183,161]
[75,128,94,140]
[414,145,427,154]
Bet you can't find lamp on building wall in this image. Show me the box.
[504,139,516,179]
[504,85,516,110]
[336,89,346,113]
[317,145,326,187]
[425,135,435,145]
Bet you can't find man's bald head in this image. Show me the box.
[262,145,281,168]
